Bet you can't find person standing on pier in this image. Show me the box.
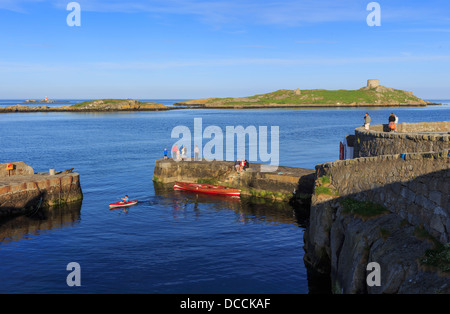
[364,112,371,130]
[388,113,396,132]
[172,145,178,160]
[194,145,200,161]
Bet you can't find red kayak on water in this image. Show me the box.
[173,181,241,197]
[109,200,138,209]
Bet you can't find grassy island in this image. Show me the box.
[69,99,168,111]
[175,83,438,108]
[0,99,169,113]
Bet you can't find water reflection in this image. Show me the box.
[153,182,308,227]
[0,201,82,243]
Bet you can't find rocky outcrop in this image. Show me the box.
[306,196,450,294]
[304,150,450,293]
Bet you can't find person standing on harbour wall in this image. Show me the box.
[235,159,240,173]
[172,144,178,159]
[388,113,396,132]
[194,145,200,161]
[364,112,371,130]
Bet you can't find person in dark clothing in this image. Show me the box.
[388,113,396,132]
[364,112,371,130]
[234,159,240,173]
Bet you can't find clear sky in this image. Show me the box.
[1,0,449,99]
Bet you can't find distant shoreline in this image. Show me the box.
[0,87,446,113]
[23,100,70,104]
[173,102,441,109]
[0,102,443,113]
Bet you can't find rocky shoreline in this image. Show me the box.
[2,101,440,113]
[173,100,439,109]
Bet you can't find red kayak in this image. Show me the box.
[173,181,240,197]
[109,200,138,209]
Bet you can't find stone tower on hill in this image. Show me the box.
[367,79,379,89]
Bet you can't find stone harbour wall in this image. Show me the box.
[304,150,450,293]
[354,121,450,158]
[153,159,315,203]
[0,162,83,218]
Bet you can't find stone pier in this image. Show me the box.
[0,162,83,218]
[153,159,315,204]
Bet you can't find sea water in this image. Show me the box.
[0,100,448,293]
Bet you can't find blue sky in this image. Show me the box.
[1,0,449,99]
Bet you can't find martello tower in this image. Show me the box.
[367,79,379,89]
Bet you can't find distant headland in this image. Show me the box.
[174,79,441,108]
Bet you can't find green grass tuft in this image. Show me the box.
[420,243,450,273]
[314,186,335,196]
[319,176,330,184]
[340,198,389,219]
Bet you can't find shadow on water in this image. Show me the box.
[0,201,82,243]
[153,182,308,226]
[153,182,331,294]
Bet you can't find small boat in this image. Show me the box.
[173,181,241,197]
[109,200,138,209]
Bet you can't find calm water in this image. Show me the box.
[0,99,448,294]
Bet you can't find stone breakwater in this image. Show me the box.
[304,150,450,293]
[0,162,83,218]
[153,159,315,204]
[354,121,450,158]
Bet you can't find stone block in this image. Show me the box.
[429,191,442,206]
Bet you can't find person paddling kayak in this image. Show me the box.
[121,195,129,203]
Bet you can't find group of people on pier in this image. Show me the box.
[234,159,249,174]
[364,112,399,132]
[164,145,201,161]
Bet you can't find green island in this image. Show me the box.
[175,80,439,108]
[0,99,169,113]
[0,80,441,113]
